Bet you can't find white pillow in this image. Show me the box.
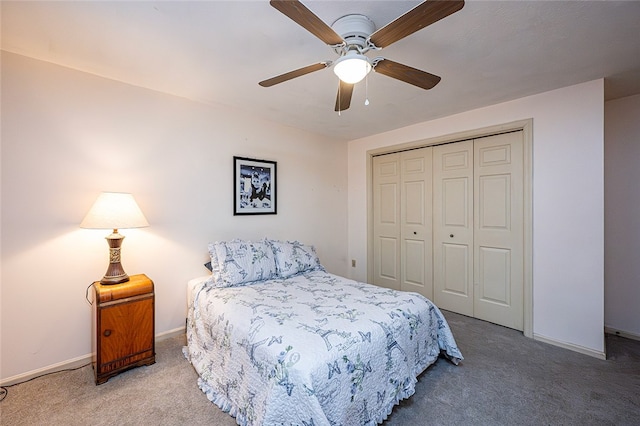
[205,242,225,287]
[212,239,277,287]
[269,240,324,278]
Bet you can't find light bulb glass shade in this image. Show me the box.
[80,192,149,230]
[333,53,372,84]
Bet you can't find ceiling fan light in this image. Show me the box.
[333,53,372,84]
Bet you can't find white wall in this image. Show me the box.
[604,94,640,338]
[348,80,605,356]
[0,52,348,381]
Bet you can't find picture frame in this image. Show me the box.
[233,156,277,215]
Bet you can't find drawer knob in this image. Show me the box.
[104,329,112,337]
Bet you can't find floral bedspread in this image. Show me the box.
[184,270,463,426]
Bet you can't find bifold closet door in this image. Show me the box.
[372,148,433,298]
[372,153,401,290]
[433,133,524,330]
[433,140,475,316]
[473,132,524,331]
[400,148,433,297]
[374,131,524,330]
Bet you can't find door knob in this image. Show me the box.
[413,231,417,235]
[449,234,454,238]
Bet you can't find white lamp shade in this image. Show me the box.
[333,52,372,84]
[80,192,149,230]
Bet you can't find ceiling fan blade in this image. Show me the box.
[334,80,354,112]
[270,0,344,46]
[374,59,441,90]
[369,0,465,49]
[259,63,329,87]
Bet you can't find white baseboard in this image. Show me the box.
[155,326,187,342]
[0,353,93,387]
[533,333,606,360]
[605,326,640,342]
[0,326,186,387]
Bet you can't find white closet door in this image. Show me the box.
[400,147,433,298]
[433,140,474,316]
[372,153,401,290]
[373,131,524,331]
[474,132,524,330]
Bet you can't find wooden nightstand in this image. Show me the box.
[92,274,155,385]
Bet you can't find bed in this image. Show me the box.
[184,239,463,426]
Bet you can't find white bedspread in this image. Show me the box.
[184,270,462,426]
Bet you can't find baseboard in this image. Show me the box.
[0,353,93,387]
[155,326,187,342]
[0,326,186,387]
[605,326,640,342]
[533,333,606,360]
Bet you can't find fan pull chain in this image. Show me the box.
[365,73,370,106]
[337,79,342,116]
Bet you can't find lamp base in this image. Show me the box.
[100,230,130,285]
[100,273,129,285]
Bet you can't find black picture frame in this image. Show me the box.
[233,156,277,215]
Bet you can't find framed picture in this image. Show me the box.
[234,156,277,215]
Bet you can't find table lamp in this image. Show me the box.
[80,192,149,285]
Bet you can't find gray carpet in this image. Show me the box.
[1,311,639,425]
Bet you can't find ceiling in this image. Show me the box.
[2,1,640,141]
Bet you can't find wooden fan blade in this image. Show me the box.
[374,59,441,90]
[270,0,344,46]
[369,0,464,49]
[334,80,354,112]
[259,63,329,87]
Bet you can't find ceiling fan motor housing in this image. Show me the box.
[331,14,376,51]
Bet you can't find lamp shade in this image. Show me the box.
[333,52,372,84]
[80,192,149,230]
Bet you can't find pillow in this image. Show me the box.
[204,243,225,287]
[269,240,324,278]
[212,239,277,287]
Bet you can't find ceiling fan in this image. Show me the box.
[259,0,465,112]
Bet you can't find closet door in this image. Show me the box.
[372,131,525,331]
[400,148,433,298]
[474,132,524,330]
[372,153,401,290]
[433,141,474,316]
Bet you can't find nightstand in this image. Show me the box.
[92,274,155,385]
